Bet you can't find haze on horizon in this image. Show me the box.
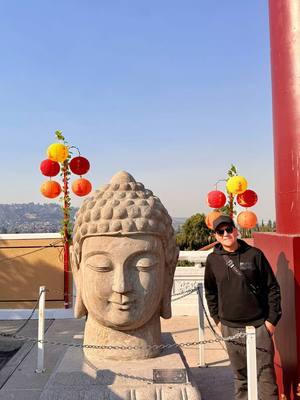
[0,1,275,222]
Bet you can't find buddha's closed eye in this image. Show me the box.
[84,251,160,274]
[133,254,158,272]
[86,254,113,272]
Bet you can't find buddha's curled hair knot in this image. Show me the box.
[72,171,178,275]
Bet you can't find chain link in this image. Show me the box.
[47,286,197,301]
[171,286,198,301]
[0,289,47,336]
[0,329,247,351]
[0,239,63,265]
[0,283,252,352]
[46,288,77,298]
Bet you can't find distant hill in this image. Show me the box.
[172,217,186,232]
[0,203,186,234]
[0,203,77,234]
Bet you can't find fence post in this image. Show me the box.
[36,286,46,373]
[197,283,205,366]
[246,326,258,400]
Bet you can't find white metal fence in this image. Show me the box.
[172,250,210,316]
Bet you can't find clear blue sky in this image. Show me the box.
[0,1,275,221]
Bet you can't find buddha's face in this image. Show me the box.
[79,234,165,330]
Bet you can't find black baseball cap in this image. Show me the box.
[213,215,235,231]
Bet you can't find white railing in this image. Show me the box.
[178,250,210,267]
[172,250,211,316]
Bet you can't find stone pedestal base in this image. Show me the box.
[39,347,201,400]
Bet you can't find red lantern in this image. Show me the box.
[69,156,90,175]
[207,190,226,208]
[72,178,92,196]
[237,211,257,229]
[237,190,258,208]
[40,159,60,177]
[205,211,222,229]
[40,180,62,198]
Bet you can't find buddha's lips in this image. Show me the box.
[109,300,135,311]
[108,293,137,304]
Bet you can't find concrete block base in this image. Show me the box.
[40,347,201,400]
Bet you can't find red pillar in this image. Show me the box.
[63,162,70,309]
[269,0,300,234]
[254,2,300,398]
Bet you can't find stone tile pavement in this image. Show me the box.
[162,316,234,400]
[0,316,234,400]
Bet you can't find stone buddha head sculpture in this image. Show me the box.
[71,171,179,360]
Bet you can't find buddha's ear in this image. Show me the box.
[160,278,172,319]
[70,245,88,318]
[160,247,179,319]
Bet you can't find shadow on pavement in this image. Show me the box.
[190,366,234,400]
[0,349,20,370]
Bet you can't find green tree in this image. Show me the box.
[256,219,276,233]
[176,213,213,250]
[267,219,273,231]
[239,219,276,238]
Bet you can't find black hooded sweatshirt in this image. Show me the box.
[204,239,282,328]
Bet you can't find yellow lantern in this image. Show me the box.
[226,175,248,195]
[47,143,68,163]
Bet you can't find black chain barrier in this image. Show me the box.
[196,284,227,351]
[0,286,271,355]
[0,289,47,336]
[47,286,199,300]
[171,286,198,301]
[0,287,249,350]
[47,289,77,298]
[0,239,63,265]
[0,330,247,351]
[0,284,271,354]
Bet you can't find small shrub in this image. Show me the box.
[177,260,195,267]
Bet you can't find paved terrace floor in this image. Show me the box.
[0,316,234,400]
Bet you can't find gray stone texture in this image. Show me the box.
[39,346,201,400]
[70,171,179,360]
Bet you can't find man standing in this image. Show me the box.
[204,215,281,400]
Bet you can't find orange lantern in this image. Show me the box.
[237,211,257,229]
[205,210,222,229]
[40,180,62,198]
[47,143,68,162]
[72,178,92,196]
[226,176,248,195]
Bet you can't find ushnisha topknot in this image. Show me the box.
[72,171,178,267]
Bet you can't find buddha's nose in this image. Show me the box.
[111,265,132,294]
